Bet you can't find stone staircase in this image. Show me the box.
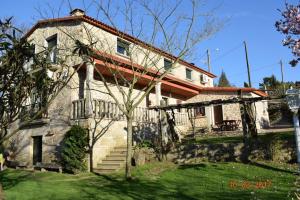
[94,146,127,174]
[183,127,206,138]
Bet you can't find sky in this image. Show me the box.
[1,0,299,88]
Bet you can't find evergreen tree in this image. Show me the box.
[61,125,88,174]
[244,82,250,88]
[218,70,231,87]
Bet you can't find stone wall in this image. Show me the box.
[185,91,269,131]
[186,91,243,129]
[173,135,296,164]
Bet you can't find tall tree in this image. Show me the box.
[276,3,300,67]
[218,70,231,87]
[259,74,281,90]
[0,18,80,145]
[0,18,35,142]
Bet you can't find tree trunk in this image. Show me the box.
[240,103,250,162]
[89,147,93,173]
[125,116,133,180]
[0,183,3,200]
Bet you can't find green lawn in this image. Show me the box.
[192,131,294,145]
[0,161,297,200]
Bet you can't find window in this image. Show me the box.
[146,94,152,107]
[186,68,192,80]
[200,74,204,83]
[200,74,208,84]
[47,34,58,63]
[164,59,172,71]
[162,97,169,106]
[195,107,205,117]
[30,88,40,105]
[117,39,130,56]
[24,44,35,71]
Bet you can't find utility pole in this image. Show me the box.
[243,41,252,88]
[207,49,211,72]
[280,59,286,92]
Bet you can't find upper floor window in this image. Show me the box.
[47,34,58,63]
[162,97,169,106]
[24,44,35,71]
[146,94,152,107]
[164,59,172,71]
[117,39,130,56]
[200,74,209,84]
[186,68,192,80]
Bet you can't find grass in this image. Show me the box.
[0,161,298,200]
[193,131,294,145]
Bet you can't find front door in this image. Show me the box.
[213,105,223,124]
[32,136,42,165]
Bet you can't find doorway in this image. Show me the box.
[213,105,223,124]
[32,136,42,165]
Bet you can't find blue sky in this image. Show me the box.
[1,0,299,88]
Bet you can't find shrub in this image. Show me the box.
[61,125,88,174]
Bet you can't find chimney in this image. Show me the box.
[70,8,85,16]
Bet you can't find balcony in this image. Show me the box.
[19,103,49,127]
[71,99,189,126]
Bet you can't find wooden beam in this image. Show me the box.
[149,96,282,111]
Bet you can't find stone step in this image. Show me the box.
[114,146,127,150]
[97,163,123,169]
[105,156,126,161]
[113,149,127,153]
[95,145,127,174]
[114,147,127,151]
[101,160,125,164]
[110,152,126,156]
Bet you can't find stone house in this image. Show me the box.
[7,9,269,169]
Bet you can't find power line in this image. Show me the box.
[227,61,282,79]
[213,42,243,62]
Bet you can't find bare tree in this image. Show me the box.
[66,0,222,179]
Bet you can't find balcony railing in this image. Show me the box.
[19,103,48,123]
[71,98,189,126]
[72,99,86,119]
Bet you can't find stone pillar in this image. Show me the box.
[160,100,168,144]
[206,106,212,132]
[85,62,94,117]
[155,82,162,106]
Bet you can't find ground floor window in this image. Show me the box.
[195,107,205,117]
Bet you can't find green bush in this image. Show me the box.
[61,125,88,174]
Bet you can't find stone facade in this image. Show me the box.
[186,91,269,131]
